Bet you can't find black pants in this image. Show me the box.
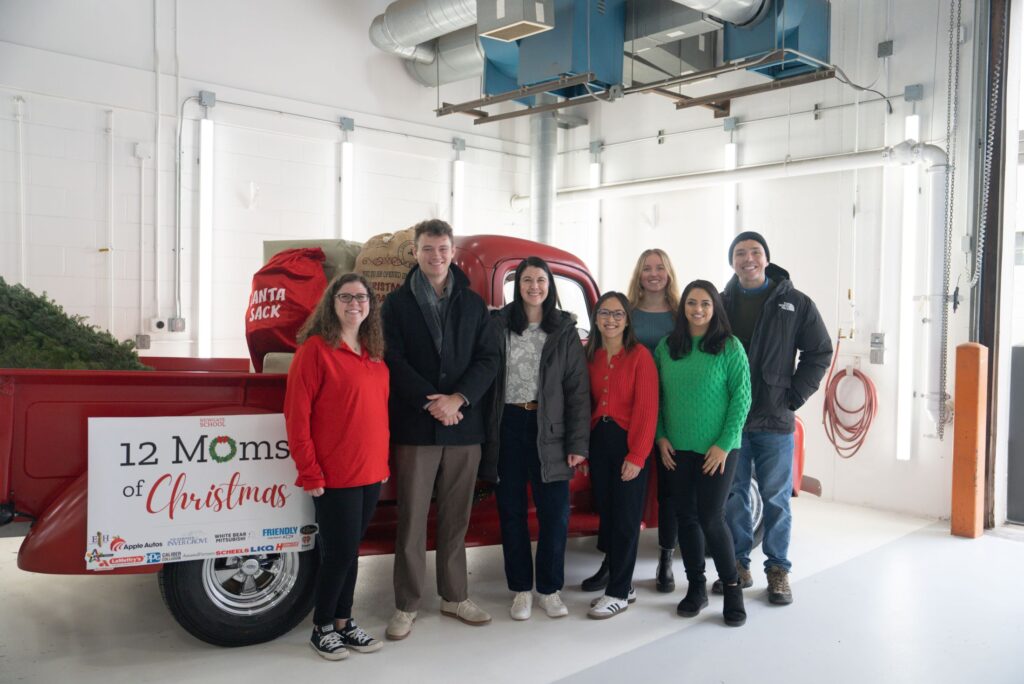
[589,419,649,600]
[496,405,570,594]
[655,451,679,550]
[312,483,381,626]
[670,450,739,585]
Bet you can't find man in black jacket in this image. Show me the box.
[381,219,500,640]
[717,232,832,606]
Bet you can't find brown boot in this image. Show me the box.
[766,566,793,605]
[712,562,752,594]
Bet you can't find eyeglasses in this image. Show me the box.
[335,293,370,304]
[596,309,626,321]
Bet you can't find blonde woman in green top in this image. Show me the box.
[655,279,751,627]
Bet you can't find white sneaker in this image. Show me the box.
[537,591,569,618]
[587,594,629,620]
[440,598,492,625]
[385,610,416,640]
[590,586,636,607]
[510,591,533,620]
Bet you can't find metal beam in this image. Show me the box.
[674,68,836,110]
[435,72,596,116]
[624,49,787,95]
[645,86,729,114]
[472,89,612,125]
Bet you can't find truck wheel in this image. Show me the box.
[158,549,318,647]
[749,477,765,548]
[706,478,764,556]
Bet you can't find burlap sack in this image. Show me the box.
[354,227,417,302]
[262,239,363,282]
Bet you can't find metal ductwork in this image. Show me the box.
[404,26,485,86]
[369,0,477,62]
[530,97,558,243]
[669,0,769,27]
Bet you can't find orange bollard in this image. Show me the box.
[951,343,988,538]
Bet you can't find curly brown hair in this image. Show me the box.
[296,273,385,360]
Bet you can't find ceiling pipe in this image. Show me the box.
[669,0,770,27]
[404,26,485,86]
[530,96,558,244]
[369,0,476,63]
[511,141,944,207]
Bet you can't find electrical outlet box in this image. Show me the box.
[869,332,886,365]
[168,317,186,333]
[149,317,169,333]
[135,334,151,350]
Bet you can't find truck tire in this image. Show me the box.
[706,478,764,556]
[158,548,318,647]
[749,477,765,549]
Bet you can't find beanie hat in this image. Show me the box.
[728,231,770,264]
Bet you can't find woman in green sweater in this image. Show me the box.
[655,279,751,627]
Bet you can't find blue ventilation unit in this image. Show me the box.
[481,0,626,101]
[723,0,831,80]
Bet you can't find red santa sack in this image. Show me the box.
[245,247,327,372]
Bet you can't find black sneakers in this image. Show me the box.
[310,621,382,659]
[338,620,383,653]
[310,625,349,660]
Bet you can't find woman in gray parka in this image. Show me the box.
[485,256,591,622]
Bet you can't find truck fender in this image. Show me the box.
[17,474,159,575]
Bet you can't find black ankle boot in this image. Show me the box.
[581,557,609,592]
[656,547,675,593]
[723,582,747,627]
[675,578,708,617]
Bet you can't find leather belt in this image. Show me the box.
[507,401,539,411]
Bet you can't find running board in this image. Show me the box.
[800,476,823,497]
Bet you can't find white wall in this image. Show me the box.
[0,0,983,519]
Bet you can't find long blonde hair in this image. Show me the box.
[296,273,385,360]
[626,248,680,317]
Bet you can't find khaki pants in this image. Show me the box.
[393,443,481,612]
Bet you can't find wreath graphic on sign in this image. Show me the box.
[209,436,238,463]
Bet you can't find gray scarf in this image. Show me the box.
[411,268,453,354]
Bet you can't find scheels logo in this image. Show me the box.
[215,545,276,557]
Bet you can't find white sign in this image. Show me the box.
[86,414,315,570]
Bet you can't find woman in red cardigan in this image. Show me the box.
[584,291,659,619]
[284,273,389,661]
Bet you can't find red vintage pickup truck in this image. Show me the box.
[0,234,799,647]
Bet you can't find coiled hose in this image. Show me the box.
[822,338,878,459]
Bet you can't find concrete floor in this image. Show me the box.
[1,497,1022,684]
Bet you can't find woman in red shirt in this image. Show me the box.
[585,291,659,619]
[284,273,389,660]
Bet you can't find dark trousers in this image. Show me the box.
[496,405,570,595]
[670,449,739,585]
[655,452,679,550]
[312,483,381,625]
[589,419,649,600]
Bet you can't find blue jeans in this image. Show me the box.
[725,431,794,573]
[495,405,570,595]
